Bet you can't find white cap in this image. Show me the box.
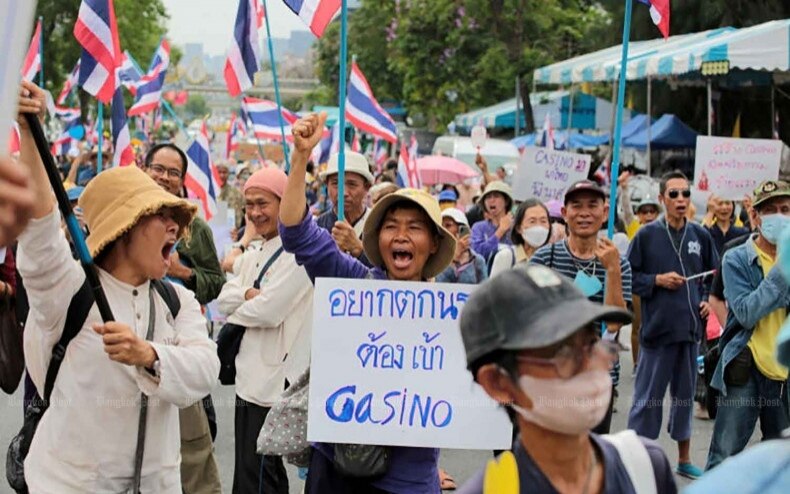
[441,207,469,228]
[321,151,374,184]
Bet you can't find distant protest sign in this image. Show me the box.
[513,147,592,202]
[307,278,512,450]
[694,136,782,200]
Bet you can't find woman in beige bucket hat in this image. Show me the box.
[14,81,219,494]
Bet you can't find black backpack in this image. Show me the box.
[6,278,179,493]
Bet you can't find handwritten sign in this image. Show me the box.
[0,1,37,151]
[694,136,782,200]
[307,278,513,450]
[512,147,592,202]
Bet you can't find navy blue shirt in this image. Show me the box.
[627,218,719,348]
[458,434,676,494]
[707,223,749,256]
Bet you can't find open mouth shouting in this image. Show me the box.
[391,247,415,271]
[161,239,176,267]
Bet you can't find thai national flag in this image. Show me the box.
[57,60,81,105]
[51,131,74,157]
[74,0,122,103]
[351,132,360,152]
[226,113,246,159]
[224,0,264,97]
[8,122,21,158]
[21,19,42,82]
[128,39,170,116]
[54,106,82,122]
[638,0,670,38]
[282,0,341,38]
[118,51,143,93]
[396,135,421,189]
[374,137,388,173]
[111,85,135,167]
[185,121,221,220]
[242,97,299,141]
[345,62,398,143]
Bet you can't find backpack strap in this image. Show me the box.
[600,430,657,494]
[151,279,181,319]
[43,276,93,402]
[253,246,285,289]
[509,246,516,268]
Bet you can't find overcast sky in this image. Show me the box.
[162,0,309,57]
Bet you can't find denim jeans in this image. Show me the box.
[706,365,790,470]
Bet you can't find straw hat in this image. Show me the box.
[362,188,456,279]
[479,180,513,211]
[320,151,375,184]
[78,166,197,258]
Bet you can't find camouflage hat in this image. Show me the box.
[752,180,790,208]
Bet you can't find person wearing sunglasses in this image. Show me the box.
[457,265,676,494]
[626,170,719,480]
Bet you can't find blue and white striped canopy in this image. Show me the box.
[534,19,790,84]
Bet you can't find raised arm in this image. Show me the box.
[17,81,54,220]
[280,112,327,227]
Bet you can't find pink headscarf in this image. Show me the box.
[243,168,287,199]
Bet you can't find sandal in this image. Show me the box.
[439,468,457,491]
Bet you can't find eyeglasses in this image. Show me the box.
[667,189,691,199]
[516,338,617,379]
[148,164,182,179]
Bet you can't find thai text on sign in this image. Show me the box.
[694,136,782,200]
[512,147,592,202]
[307,278,512,450]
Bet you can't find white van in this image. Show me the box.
[432,136,520,173]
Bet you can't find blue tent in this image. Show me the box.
[622,114,698,150]
[511,131,609,149]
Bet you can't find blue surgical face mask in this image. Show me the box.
[760,214,790,245]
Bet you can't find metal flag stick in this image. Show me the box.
[337,0,349,222]
[261,0,291,173]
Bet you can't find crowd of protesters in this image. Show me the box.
[0,81,789,493]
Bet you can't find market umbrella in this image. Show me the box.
[416,155,480,185]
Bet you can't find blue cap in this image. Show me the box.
[438,190,458,202]
[67,186,85,202]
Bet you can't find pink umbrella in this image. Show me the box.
[415,155,480,185]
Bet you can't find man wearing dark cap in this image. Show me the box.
[530,179,632,434]
[626,170,718,480]
[457,265,676,494]
[705,180,790,470]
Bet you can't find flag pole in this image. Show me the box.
[261,0,291,173]
[337,0,349,222]
[38,16,44,88]
[606,0,633,240]
[97,103,104,173]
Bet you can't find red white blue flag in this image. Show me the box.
[638,0,670,38]
[226,113,246,159]
[111,85,135,167]
[241,97,300,141]
[74,0,122,103]
[540,113,555,149]
[396,135,421,189]
[282,0,340,38]
[21,19,42,82]
[346,62,398,143]
[374,137,388,173]
[224,0,264,97]
[118,51,143,94]
[57,60,81,105]
[185,121,221,220]
[54,106,81,122]
[128,39,170,116]
[51,131,74,157]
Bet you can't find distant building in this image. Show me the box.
[183,43,204,64]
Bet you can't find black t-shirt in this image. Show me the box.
[458,434,676,494]
[711,233,752,299]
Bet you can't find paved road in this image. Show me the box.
[0,324,757,493]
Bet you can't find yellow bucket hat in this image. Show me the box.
[362,188,457,279]
[78,166,198,258]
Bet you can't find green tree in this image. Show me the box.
[183,94,209,119]
[35,0,168,113]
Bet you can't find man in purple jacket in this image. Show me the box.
[279,113,457,493]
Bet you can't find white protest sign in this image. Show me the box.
[512,147,592,202]
[470,124,487,149]
[0,1,37,151]
[694,136,782,200]
[308,278,513,450]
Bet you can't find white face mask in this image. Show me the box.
[521,225,550,248]
[511,369,612,435]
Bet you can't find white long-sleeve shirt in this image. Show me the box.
[17,208,220,494]
[217,236,312,407]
